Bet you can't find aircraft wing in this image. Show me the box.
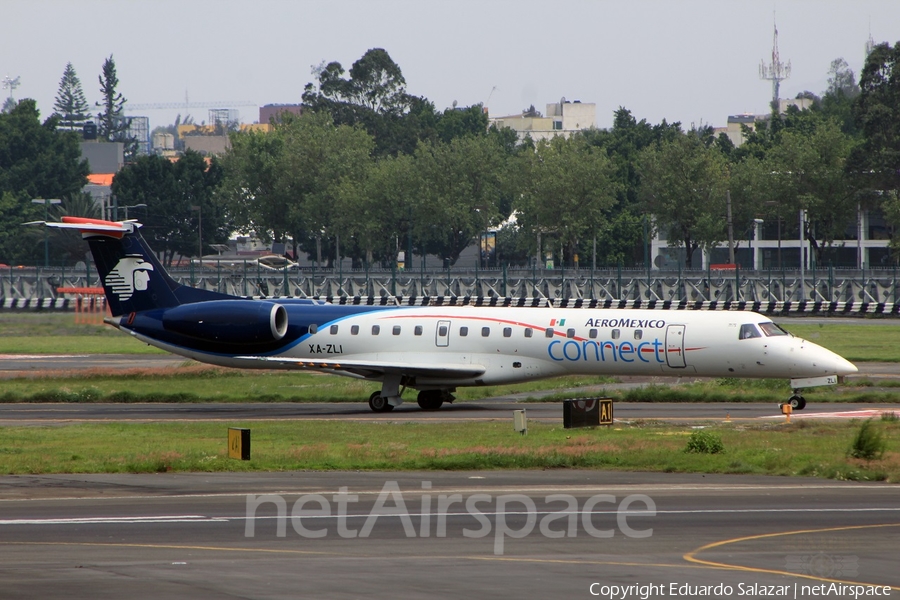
[234,356,486,380]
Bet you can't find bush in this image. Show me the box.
[685,429,724,454]
[848,420,886,461]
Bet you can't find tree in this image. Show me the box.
[96,54,137,159]
[0,100,89,264]
[53,63,91,132]
[638,132,730,268]
[219,112,374,263]
[218,125,290,246]
[412,135,511,265]
[766,119,857,265]
[111,150,229,265]
[514,134,619,267]
[334,152,418,266]
[850,41,900,260]
[582,107,682,265]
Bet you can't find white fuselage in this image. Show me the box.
[133,307,858,389]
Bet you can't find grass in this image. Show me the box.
[783,323,900,363]
[0,420,897,482]
[0,313,163,354]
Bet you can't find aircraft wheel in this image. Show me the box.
[369,391,394,413]
[788,395,806,410]
[417,391,444,411]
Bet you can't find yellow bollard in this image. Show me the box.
[781,403,792,424]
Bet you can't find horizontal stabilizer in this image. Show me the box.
[27,217,135,238]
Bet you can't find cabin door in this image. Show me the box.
[435,320,451,347]
[665,324,686,368]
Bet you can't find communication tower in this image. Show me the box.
[759,18,791,109]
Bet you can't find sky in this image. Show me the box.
[3,0,900,132]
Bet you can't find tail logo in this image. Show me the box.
[104,256,155,301]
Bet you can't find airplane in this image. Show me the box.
[39,216,857,412]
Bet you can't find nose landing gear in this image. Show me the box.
[785,392,806,411]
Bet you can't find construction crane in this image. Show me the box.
[124,100,256,111]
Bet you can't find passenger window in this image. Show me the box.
[309,324,318,334]
[459,326,468,337]
[503,327,512,338]
[438,325,447,337]
[351,325,359,335]
[481,327,490,337]
[392,325,401,336]
[545,328,554,338]
[634,330,642,340]
[589,329,598,339]
[330,325,339,335]
[414,325,423,336]
[524,328,533,338]
[740,323,762,339]
[372,325,380,335]
[566,328,575,338]
[611,329,620,340]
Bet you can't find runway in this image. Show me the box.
[0,471,897,599]
[3,399,900,425]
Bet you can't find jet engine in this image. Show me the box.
[161,300,288,344]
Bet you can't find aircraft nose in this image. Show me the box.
[808,343,857,376]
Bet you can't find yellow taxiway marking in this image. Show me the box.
[684,523,900,590]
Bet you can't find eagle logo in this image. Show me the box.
[105,257,154,301]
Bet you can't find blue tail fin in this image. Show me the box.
[48,217,233,316]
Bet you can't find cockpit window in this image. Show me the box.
[739,323,762,340]
[758,321,790,337]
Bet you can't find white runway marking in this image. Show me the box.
[761,409,898,419]
[0,515,228,525]
[0,354,89,360]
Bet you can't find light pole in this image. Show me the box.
[749,218,764,270]
[191,205,202,258]
[123,203,146,220]
[31,198,61,267]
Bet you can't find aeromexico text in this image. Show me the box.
[583,318,666,329]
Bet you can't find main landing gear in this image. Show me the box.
[416,389,455,411]
[367,387,456,413]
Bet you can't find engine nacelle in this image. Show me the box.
[162,300,288,344]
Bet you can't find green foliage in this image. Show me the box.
[848,419,887,460]
[514,134,620,267]
[0,99,90,264]
[53,62,91,132]
[638,131,729,267]
[111,150,228,264]
[95,54,137,161]
[685,429,725,454]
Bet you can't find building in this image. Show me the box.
[651,210,890,271]
[713,98,815,147]
[259,104,302,124]
[489,99,596,142]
